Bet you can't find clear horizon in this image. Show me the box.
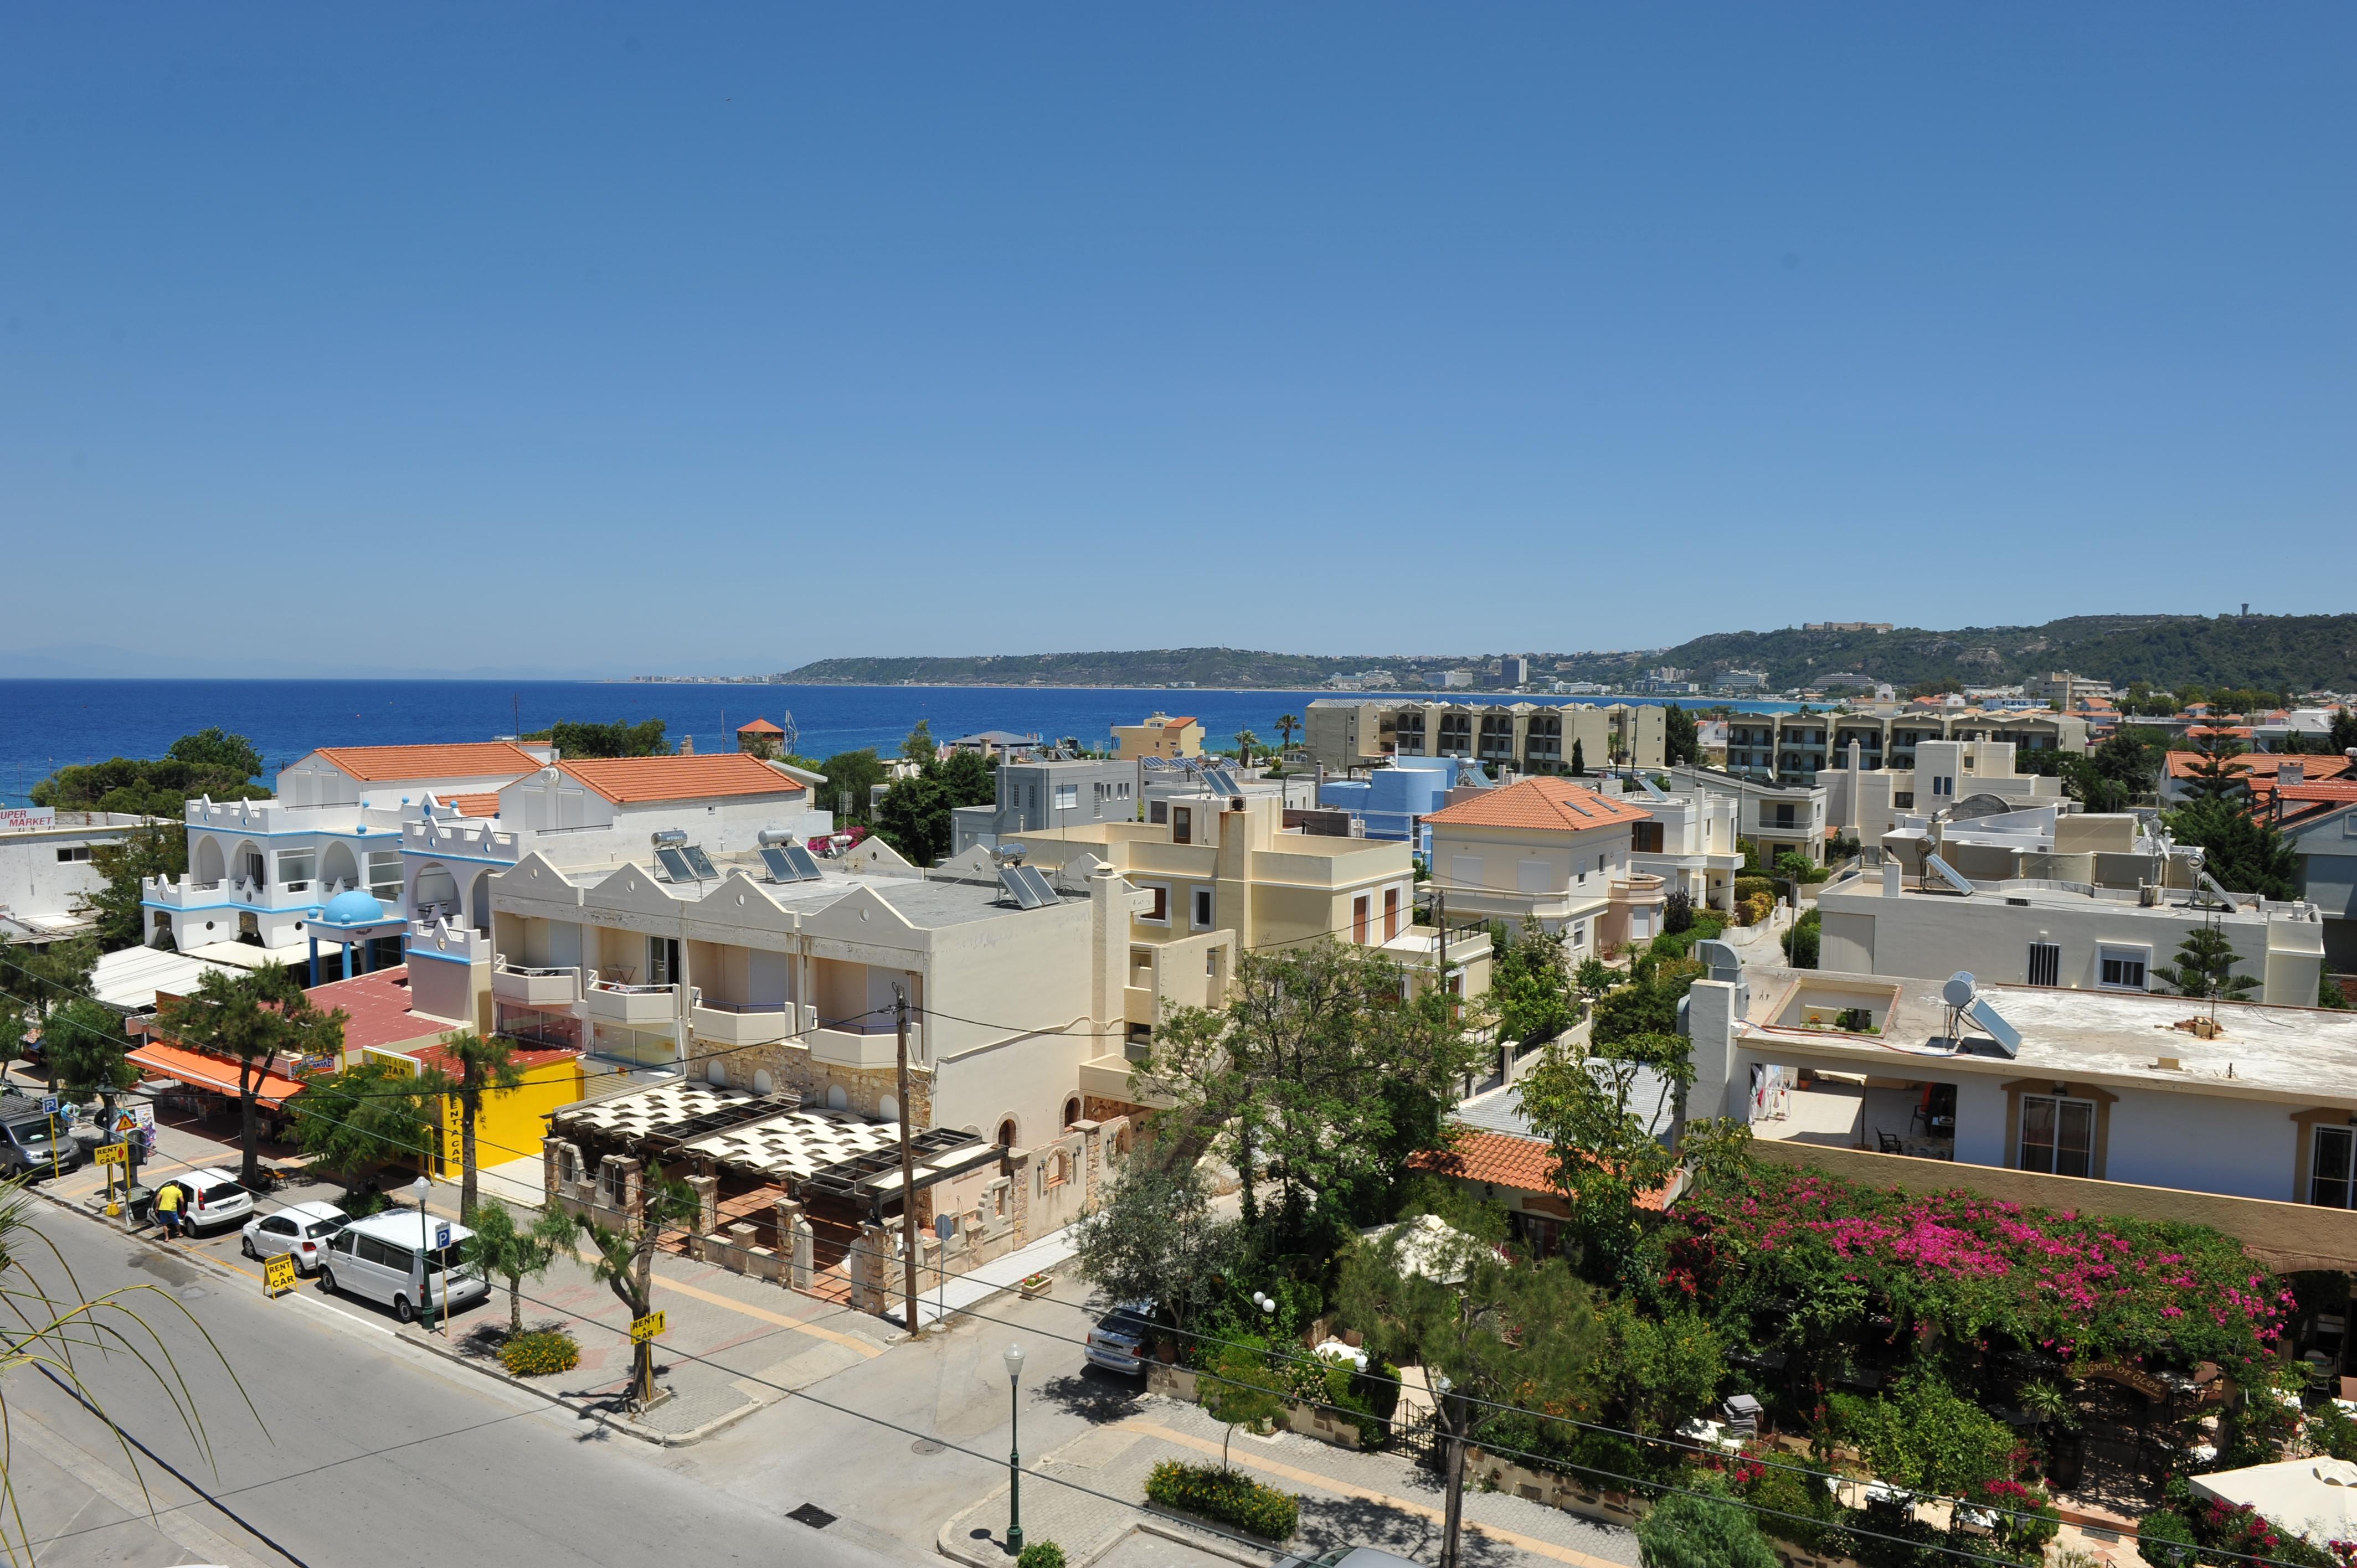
[5,6,2350,675]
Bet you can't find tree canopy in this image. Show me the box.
[30,728,270,816]
[536,718,668,759]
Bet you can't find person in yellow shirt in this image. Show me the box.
[153,1180,184,1240]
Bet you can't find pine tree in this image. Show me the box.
[2153,923,2258,1002]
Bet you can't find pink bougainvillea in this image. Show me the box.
[1676,1168,2283,1368]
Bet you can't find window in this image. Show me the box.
[997,1118,1017,1148]
[1517,859,1552,894]
[1384,886,1401,942]
[54,844,92,863]
[2019,1095,2095,1178]
[1141,884,1169,924]
[1632,822,1664,853]
[1449,855,1484,890]
[1772,803,1796,828]
[1150,801,1168,824]
[277,848,315,885]
[1353,895,1371,944]
[367,850,402,902]
[1171,806,1193,843]
[1191,888,1213,930]
[2313,1126,2356,1208]
[2097,945,2149,991]
[1063,1095,1082,1128]
[1053,784,1077,812]
[2026,941,2061,988]
[1893,792,1915,809]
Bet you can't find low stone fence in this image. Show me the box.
[1145,1363,1375,1451]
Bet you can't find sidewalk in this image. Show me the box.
[939,1393,1639,1568]
[913,1228,1080,1329]
[27,1086,899,1444]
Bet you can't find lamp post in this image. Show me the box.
[1003,1343,1026,1554]
[410,1174,438,1336]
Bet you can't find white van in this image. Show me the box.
[317,1210,489,1323]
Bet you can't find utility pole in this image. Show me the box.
[894,984,921,1337]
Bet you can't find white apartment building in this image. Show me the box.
[145,744,828,986]
[1660,765,1831,865]
[0,807,162,945]
[487,841,1136,1155]
[1822,739,2066,848]
[1422,777,1663,955]
[1613,780,1742,917]
[1684,951,2357,1273]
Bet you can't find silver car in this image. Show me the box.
[241,1201,349,1274]
[1084,1303,1158,1376]
[0,1111,83,1180]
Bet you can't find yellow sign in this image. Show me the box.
[629,1311,667,1344]
[264,1253,299,1296]
[93,1142,129,1167]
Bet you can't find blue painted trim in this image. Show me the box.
[402,943,477,965]
[398,848,519,866]
[186,824,395,841]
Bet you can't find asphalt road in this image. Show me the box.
[8,1202,925,1568]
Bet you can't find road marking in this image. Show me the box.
[1117,1419,1627,1568]
[652,1276,882,1358]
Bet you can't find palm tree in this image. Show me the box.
[1233,729,1260,768]
[460,1200,578,1335]
[1274,713,1303,757]
[436,1031,524,1219]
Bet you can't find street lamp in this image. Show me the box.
[1003,1343,1027,1554]
[409,1174,438,1337]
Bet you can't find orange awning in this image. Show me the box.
[127,1043,307,1109]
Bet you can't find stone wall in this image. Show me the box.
[712,1036,934,1128]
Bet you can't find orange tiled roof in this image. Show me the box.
[1162,716,1197,729]
[558,752,805,804]
[313,741,542,783]
[1423,777,1652,833]
[445,792,500,818]
[1407,1129,1675,1211]
[735,718,785,734]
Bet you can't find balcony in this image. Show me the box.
[808,1022,910,1071]
[585,979,683,1028]
[691,999,793,1046]
[493,963,583,1008]
[403,818,522,864]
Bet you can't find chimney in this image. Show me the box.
[678,735,696,756]
[2280,761,2301,789]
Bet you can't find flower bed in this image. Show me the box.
[1676,1166,2287,1369]
[1144,1459,1300,1541]
[498,1328,580,1377]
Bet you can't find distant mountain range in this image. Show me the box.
[784,615,2357,694]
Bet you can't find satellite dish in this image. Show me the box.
[1942,972,1978,1008]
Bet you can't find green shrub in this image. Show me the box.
[1636,1476,1778,1568]
[1145,1459,1299,1540]
[1016,1544,1067,1568]
[1733,876,1774,902]
[1737,1452,1841,1550]
[2134,1509,2195,1567]
[498,1328,580,1377]
[337,1188,390,1219]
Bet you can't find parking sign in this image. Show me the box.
[435,1223,451,1250]
[40,1096,56,1116]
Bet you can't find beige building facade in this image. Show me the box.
[1113,714,1205,761]
[1305,699,1666,775]
[1422,777,1665,955]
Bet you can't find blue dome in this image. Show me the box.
[320,889,387,925]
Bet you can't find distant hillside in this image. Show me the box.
[781,647,1441,688]
[1555,614,2357,695]
[783,616,2357,695]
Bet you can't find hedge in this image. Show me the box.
[1145,1460,1299,1540]
[498,1329,580,1377]
[1016,1544,1067,1568]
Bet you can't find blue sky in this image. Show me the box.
[2,5,2349,676]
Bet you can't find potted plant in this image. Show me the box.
[1018,1271,1054,1299]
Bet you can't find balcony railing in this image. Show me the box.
[493,962,582,1008]
[585,979,683,1027]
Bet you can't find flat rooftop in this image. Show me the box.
[1738,963,2357,1105]
[536,853,1087,929]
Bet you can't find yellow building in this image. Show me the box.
[1006,790,1491,1116]
[1112,713,1204,761]
[366,1040,591,1180]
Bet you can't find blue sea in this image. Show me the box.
[0,680,1803,806]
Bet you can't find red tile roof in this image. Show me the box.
[303,967,457,1053]
[558,752,805,804]
[1162,716,1197,729]
[406,1040,579,1075]
[1423,777,1653,833]
[735,718,785,734]
[444,792,501,818]
[313,741,542,783]
[1408,1129,1676,1211]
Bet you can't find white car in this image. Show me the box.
[240,1201,349,1274]
[317,1210,490,1323]
[155,1168,255,1236]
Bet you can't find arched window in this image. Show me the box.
[879,1095,900,1123]
[753,1069,774,1096]
[826,1085,849,1112]
[1062,1096,1082,1128]
[997,1118,1017,1149]
[707,1058,727,1087]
